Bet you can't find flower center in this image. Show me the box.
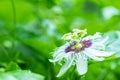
[65,40,92,53]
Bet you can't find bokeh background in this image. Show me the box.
[0,0,120,80]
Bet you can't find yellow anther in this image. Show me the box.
[72,29,87,38]
[62,29,87,41]
[80,29,87,37]
[72,29,82,34]
[62,33,72,41]
[72,33,78,40]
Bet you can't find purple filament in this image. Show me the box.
[65,40,92,53]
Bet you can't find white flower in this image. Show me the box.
[49,29,114,77]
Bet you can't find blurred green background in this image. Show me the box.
[0,0,120,80]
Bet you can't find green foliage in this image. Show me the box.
[0,70,44,80]
[0,0,120,80]
[0,62,44,80]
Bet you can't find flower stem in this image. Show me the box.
[70,66,76,80]
[10,0,17,59]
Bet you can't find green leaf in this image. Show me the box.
[0,62,44,80]
[23,39,56,57]
[0,70,44,80]
[5,62,21,71]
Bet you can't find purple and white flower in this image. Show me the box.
[49,29,114,77]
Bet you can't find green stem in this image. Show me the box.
[70,66,76,80]
[10,0,17,59]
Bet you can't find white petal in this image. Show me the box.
[91,43,105,50]
[76,54,87,75]
[57,54,74,77]
[49,52,65,62]
[83,36,92,40]
[86,48,114,57]
[83,50,104,61]
[53,44,68,57]
[83,32,102,40]
[91,36,109,49]
[99,36,109,44]
[90,36,109,51]
[93,32,102,38]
